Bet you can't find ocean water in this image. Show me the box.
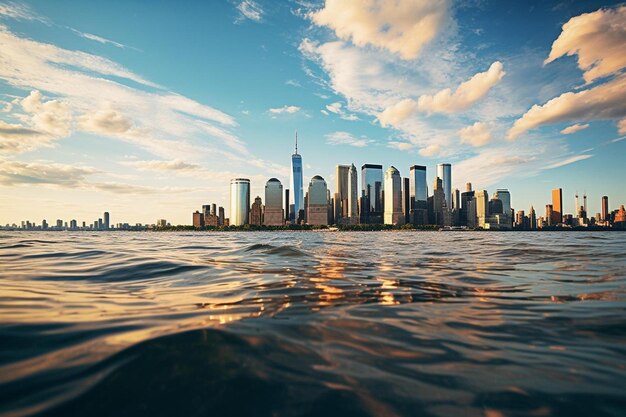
[0,231,625,417]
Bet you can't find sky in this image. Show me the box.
[0,0,625,225]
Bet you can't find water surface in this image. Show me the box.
[1,231,625,417]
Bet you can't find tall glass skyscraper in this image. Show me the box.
[229,178,250,226]
[409,165,427,203]
[437,163,452,209]
[361,164,383,223]
[289,133,303,222]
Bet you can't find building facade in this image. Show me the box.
[384,166,404,225]
[264,178,284,226]
[551,188,563,225]
[250,196,263,226]
[307,175,329,225]
[437,163,452,209]
[361,164,384,224]
[290,135,303,222]
[230,178,250,226]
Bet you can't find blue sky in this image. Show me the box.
[0,0,624,225]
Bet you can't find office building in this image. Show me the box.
[250,196,263,226]
[430,177,445,226]
[551,188,563,225]
[264,178,284,226]
[437,163,452,208]
[384,166,404,225]
[475,190,489,228]
[545,204,554,226]
[218,207,225,226]
[409,165,428,225]
[334,165,348,223]
[192,211,204,228]
[361,164,384,224]
[347,164,359,224]
[103,212,110,230]
[230,178,250,226]
[402,177,410,224]
[284,189,290,222]
[289,133,303,222]
[602,196,609,223]
[452,189,460,210]
[529,206,537,230]
[307,175,329,225]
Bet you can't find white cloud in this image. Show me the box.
[0,1,48,23]
[285,79,301,87]
[236,1,264,23]
[545,6,626,84]
[619,119,626,134]
[546,154,593,169]
[387,141,413,151]
[311,0,450,60]
[560,123,589,135]
[128,159,204,172]
[324,101,359,121]
[378,62,505,127]
[69,28,131,50]
[0,26,243,160]
[418,143,441,157]
[416,61,505,114]
[20,90,72,136]
[78,107,133,134]
[458,122,492,147]
[269,105,301,114]
[325,131,372,147]
[507,75,626,139]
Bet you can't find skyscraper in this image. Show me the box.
[402,177,410,224]
[475,190,489,228]
[250,196,263,226]
[361,164,384,224]
[230,178,250,226]
[335,164,350,223]
[264,178,284,226]
[290,133,303,222]
[347,164,358,223]
[551,188,563,225]
[437,163,452,209]
[103,212,110,230]
[409,165,428,225]
[384,166,404,225]
[307,175,329,225]
[493,189,512,226]
[431,177,445,226]
[602,195,609,222]
[529,205,537,230]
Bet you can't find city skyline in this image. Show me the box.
[1,1,625,225]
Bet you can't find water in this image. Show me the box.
[1,231,625,417]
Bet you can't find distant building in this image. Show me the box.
[436,163,452,209]
[103,212,110,230]
[545,204,553,226]
[529,206,537,230]
[347,164,359,224]
[402,177,410,224]
[264,178,284,226]
[475,190,489,228]
[409,165,428,225]
[230,178,251,226]
[157,219,167,228]
[361,164,384,224]
[430,177,445,226]
[615,205,626,224]
[334,164,350,224]
[192,211,204,228]
[602,195,609,223]
[384,166,404,225]
[551,188,563,224]
[218,207,225,226]
[250,196,263,226]
[307,175,329,225]
[290,134,303,222]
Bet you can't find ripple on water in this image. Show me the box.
[0,231,625,417]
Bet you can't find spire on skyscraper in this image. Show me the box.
[295,131,298,155]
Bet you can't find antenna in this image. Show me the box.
[295,131,298,154]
